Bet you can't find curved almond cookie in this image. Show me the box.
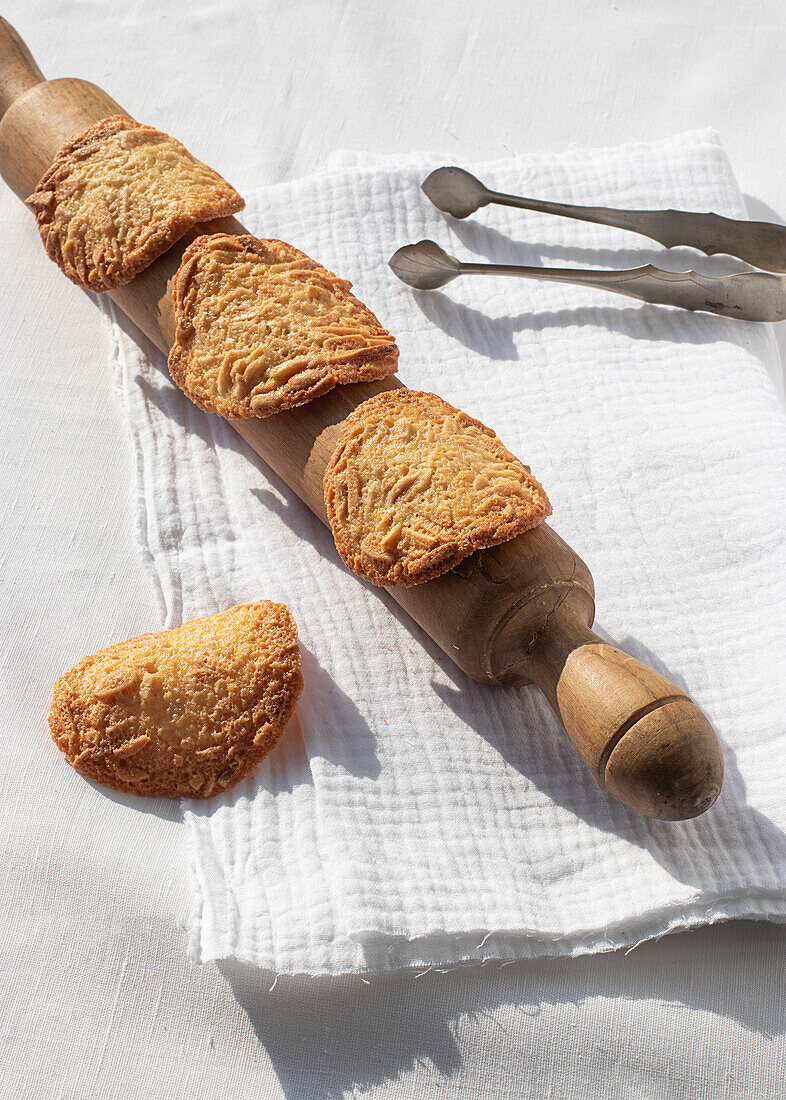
[168,233,399,418]
[325,390,551,587]
[26,115,244,292]
[49,602,303,799]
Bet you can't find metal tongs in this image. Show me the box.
[389,167,786,322]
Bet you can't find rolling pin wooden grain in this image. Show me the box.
[0,17,724,820]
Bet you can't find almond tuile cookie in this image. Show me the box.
[26,115,244,292]
[168,233,399,418]
[324,389,552,587]
[49,601,303,799]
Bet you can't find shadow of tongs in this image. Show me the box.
[387,166,786,321]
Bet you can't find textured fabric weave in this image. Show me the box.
[107,131,786,974]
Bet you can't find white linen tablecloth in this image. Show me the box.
[2,1,785,1096]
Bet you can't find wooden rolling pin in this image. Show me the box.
[0,17,724,820]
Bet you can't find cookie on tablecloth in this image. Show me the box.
[168,233,398,418]
[49,601,303,799]
[324,389,551,587]
[26,115,243,292]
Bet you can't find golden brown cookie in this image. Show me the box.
[167,233,399,418]
[49,602,303,799]
[324,389,551,587]
[26,115,244,292]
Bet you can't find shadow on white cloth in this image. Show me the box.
[216,919,785,1099]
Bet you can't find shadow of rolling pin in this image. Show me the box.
[0,16,724,820]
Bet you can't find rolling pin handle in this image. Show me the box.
[0,19,45,120]
[525,608,724,820]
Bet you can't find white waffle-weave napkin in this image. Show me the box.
[106,130,786,975]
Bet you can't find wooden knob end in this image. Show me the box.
[525,610,725,821]
[604,697,724,820]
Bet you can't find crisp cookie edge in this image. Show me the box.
[324,389,552,587]
[26,115,245,293]
[167,233,399,419]
[48,601,303,800]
